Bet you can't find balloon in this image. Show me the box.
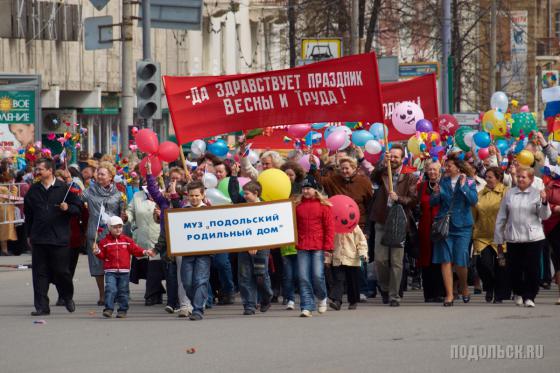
[257,169,291,201]
[157,141,180,162]
[139,155,162,177]
[202,172,218,189]
[208,140,228,157]
[218,177,232,199]
[407,136,422,156]
[247,150,259,165]
[205,188,231,205]
[311,122,328,130]
[191,139,206,155]
[495,138,509,155]
[287,124,312,138]
[136,129,159,154]
[477,147,490,160]
[511,112,538,138]
[464,131,476,148]
[454,126,476,152]
[304,131,322,146]
[323,125,339,139]
[425,131,441,146]
[298,154,320,172]
[365,140,382,155]
[391,101,424,135]
[328,195,360,234]
[438,114,459,136]
[325,130,347,151]
[429,145,445,159]
[415,119,433,133]
[517,150,535,167]
[482,110,507,137]
[490,91,508,112]
[364,151,381,164]
[473,132,491,148]
[238,177,251,188]
[368,122,387,140]
[351,130,374,147]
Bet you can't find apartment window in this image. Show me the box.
[556,11,560,38]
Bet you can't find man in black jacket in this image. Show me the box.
[24,158,82,316]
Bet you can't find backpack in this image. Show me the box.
[381,203,407,248]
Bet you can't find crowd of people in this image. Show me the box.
[1,130,560,319]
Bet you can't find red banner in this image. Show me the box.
[163,53,384,144]
[249,74,439,149]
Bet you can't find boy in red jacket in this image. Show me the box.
[93,216,155,318]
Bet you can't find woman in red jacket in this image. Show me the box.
[296,175,335,317]
[544,174,560,305]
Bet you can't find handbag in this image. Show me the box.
[431,179,459,242]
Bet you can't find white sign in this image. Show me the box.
[165,200,296,256]
[453,112,480,128]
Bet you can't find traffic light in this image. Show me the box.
[136,60,162,120]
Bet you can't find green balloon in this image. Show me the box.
[218,177,230,199]
[511,112,536,138]
[454,126,475,152]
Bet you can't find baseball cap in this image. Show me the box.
[109,216,124,227]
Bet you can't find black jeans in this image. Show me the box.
[329,265,361,304]
[32,244,74,311]
[476,246,511,301]
[145,259,166,300]
[507,241,544,302]
[421,263,444,301]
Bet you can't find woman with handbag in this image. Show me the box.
[472,167,510,303]
[417,161,445,303]
[431,156,478,307]
[494,167,551,307]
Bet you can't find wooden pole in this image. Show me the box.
[179,148,191,180]
[383,125,393,193]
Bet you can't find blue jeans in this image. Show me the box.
[212,253,235,295]
[297,250,327,311]
[282,254,299,302]
[238,251,272,311]
[104,272,130,311]
[180,255,211,316]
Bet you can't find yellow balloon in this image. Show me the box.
[257,168,291,201]
[407,136,421,156]
[516,150,535,167]
[482,109,507,137]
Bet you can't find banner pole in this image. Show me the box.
[179,148,191,180]
[383,125,393,193]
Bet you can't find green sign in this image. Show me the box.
[0,91,35,124]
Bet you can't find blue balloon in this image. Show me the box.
[208,140,228,157]
[16,157,27,171]
[473,131,491,148]
[369,122,387,140]
[311,122,328,130]
[351,130,374,147]
[495,139,509,155]
[304,131,322,146]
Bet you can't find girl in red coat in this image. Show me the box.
[296,175,335,317]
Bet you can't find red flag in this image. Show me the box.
[163,53,384,144]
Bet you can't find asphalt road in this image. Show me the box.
[1,254,559,373]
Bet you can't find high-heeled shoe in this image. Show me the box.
[462,295,471,303]
[443,299,454,307]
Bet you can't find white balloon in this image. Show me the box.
[365,140,382,155]
[191,139,206,155]
[490,91,508,113]
[205,188,231,205]
[464,131,476,148]
[337,126,352,137]
[339,136,351,151]
[202,173,218,189]
[247,150,259,165]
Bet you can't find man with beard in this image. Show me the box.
[369,144,418,307]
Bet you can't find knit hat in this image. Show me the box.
[301,174,320,190]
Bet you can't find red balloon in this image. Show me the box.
[477,147,490,160]
[438,114,459,136]
[364,151,381,165]
[136,129,159,154]
[328,195,360,234]
[158,141,180,163]
[287,124,312,138]
[139,155,162,178]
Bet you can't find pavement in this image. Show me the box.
[1,254,559,373]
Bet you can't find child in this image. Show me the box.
[280,244,298,310]
[180,180,212,320]
[326,225,368,310]
[93,216,155,318]
[232,181,273,315]
[295,175,334,317]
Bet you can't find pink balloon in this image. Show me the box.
[287,124,312,138]
[158,141,180,163]
[298,154,320,172]
[477,147,490,160]
[325,130,347,151]
[238,177,251,188]
[136,129,159,154]
[139,155,162,178]
[328,195,360,233]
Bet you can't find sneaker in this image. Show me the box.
[177,308,190,318]
[299,309,312,317]
[359,293,367,303]
[189,313,203,321]
[102,309,113,318]
[524,299,535,308]
[164,305,174,314]
[243,309,255,315]
[116,311,127,318]
[286,300,295,310]
[318,298,327,314]
[260,301,271,313]
[514,295,524,306]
